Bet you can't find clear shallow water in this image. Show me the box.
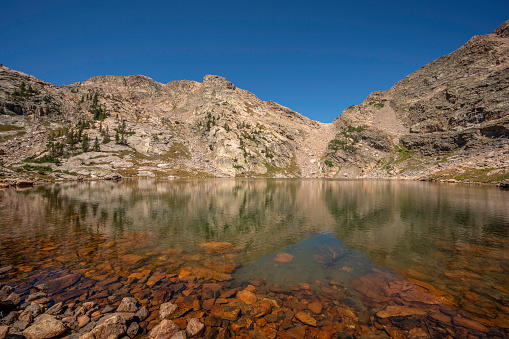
[0,179,508,330]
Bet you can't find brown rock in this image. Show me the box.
[172,330,188,339]
[22,315,66,339]
[429,312,451,324]
[117,296,138,312]
[212,305,241,321]
[316,330,333,339]
[273,253,294,263]
[384,326,406,339]
[127,322,140,337]
[80,314,127,339]
[236,289,257,304]
[159,302,178,319]
[148,319,180,339]
[186,318,205,337]
[295,311,317,326]
[135,306,149,321]
[287,325,306,339]
[264,313,278,323]
[491,314,509,329]
[307,302,323,315]
[336,307,356,320]
[202,298,215,310]
[452,316,489,332]
[97,312,136,325]
[407,327,429,339]
[251,300,273,318]
[77,315,90,328]
[249,327,269,339]
[376,306,427,319]
[0,326,9,339]
[46,273,81,291]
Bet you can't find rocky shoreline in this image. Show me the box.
[1,260,506,339]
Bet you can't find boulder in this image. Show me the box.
[22,315,66,339]
[148,319,180,339]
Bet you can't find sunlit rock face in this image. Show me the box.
[322,20,509,182]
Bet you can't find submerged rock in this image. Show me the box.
[273,253,294,263]
[198,242,243,254]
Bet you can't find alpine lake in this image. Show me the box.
[0,179,508,338]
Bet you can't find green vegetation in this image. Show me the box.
[81,134,90,152]
[0,124,23,132]
[12,82,39,99]
[328,139,356,152]
[22,164,52,175]
[395,145,415,160]
[432,168,509,184]
[90,92,108,120]
[114,120,132,145]
[324,160,334,167]
[93,137,100,151]
[368,101,385,108]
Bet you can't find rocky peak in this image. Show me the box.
[493,20,509,38]
[202,75,236,90]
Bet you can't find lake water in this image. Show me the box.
[0,179,508,336]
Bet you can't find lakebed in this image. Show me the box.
[0,179,508,338]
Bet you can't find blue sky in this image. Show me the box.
[1,1,507,122]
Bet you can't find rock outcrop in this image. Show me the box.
[0,20,508,184]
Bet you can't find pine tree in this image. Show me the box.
[82,134,89,152]
[93,137,100,151]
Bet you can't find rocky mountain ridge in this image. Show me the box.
[0,20,508,185]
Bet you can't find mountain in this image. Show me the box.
[322,20,509,184]
[0,68,335,180]
[0,20,508,185]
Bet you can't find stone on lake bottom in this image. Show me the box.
[307,302,323,315]
[287,325,306,339]
[212,305,241,321]
[198,242,243,254]
[236,289,257,304]
[376,306,427,319]
[295,311,317,326]
[148,319,180,339]
[273,253,295,263]
[22,315,66,339]
[452,316,489,332]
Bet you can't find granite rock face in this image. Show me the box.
[322,20,509,183]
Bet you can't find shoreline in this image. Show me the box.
[1,175,508,189]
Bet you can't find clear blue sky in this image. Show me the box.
[1,1,507,122]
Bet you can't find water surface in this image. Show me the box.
[0,179,507,331]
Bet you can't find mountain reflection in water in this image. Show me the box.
[0,179,508,333]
